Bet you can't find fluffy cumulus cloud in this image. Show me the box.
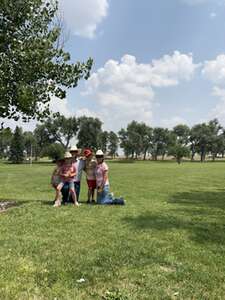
[49,96,71,117]
[202,54,225,123]
[59,0,109,38]
[211,87,225,123]
[160,116,187,129]
[83,51,198,130]
[202,54,225,85]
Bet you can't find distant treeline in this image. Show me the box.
[0,115,224,163]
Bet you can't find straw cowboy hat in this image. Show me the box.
[70,145,78,152]
[96,149,104,157]
[64,152,72,159]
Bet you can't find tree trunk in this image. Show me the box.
[143,150,147,160]
[200,150,205,162]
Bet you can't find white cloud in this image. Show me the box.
[0,96,71,131]
[211,86,225,124]
[210,12,217,19]
[49,96,71,117]
[202,54,225,85]
[59,0,109,38]
[75,107,99,118]
[181,0,224,6]
[181,0,210,6]
[160,116,187,129]
[84,51,198,130]
[0,118,37,132]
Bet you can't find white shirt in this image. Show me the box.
[73,159,85,182]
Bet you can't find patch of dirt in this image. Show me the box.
[0,201,18,212]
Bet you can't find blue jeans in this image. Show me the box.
[97,185,125,205]
[62,181,80,203]
[74,181,80,201]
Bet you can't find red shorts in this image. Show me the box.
[87,179,96,189]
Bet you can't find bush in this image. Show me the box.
[168,144,190,164]
[43,143,65,161]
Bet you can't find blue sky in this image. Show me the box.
[5,0,225,131]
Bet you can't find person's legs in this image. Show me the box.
[69,182,79,206]
[97,185,111,204]
[87,188,91,203]
[74,181,80,202]
[87,180,96,203]
[91,188,95,202]
[54,182,64,207]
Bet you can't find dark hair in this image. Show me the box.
[96,155,104,159]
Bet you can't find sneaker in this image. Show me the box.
[53,200,61,207]
[74,202,80,207]
[86,200,91,204]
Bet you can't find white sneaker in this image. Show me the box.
[53,200,61,207]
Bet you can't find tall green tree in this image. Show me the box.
[150,128,170,160]
[173,124,190,145]
[118,128,133,158]
[77,116,102,150]
[0,127,13,158]
[108,131,119,158]
[207,119,223,160]
[23,131,37,158]
[0,0,93,121]
[99,131,109,153]
[168,144,190,164]
[34,124,53,159]
[190,119,221,162]
[43,143,64,161]
[9,126,25,163]
[43,115,78,149]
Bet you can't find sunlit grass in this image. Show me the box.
[0,161,225,299]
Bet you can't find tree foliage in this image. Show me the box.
[43,115,78,149]
[0,0,93,121]
[9,126,24,163]
[77,116,102,150]
[43,143,64,161]
[108,131,119,157]
[0,127,13,158]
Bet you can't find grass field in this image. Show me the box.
[0,161,225,299]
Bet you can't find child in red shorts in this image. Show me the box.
[83,149,97,203]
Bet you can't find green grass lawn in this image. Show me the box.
[0,161,225,299]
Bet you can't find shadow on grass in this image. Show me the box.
[109,159,135,164]
[169,190,225,211]
[123,212,225,244]
[123,189,225,245]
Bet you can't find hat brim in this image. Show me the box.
[96,155,104,158]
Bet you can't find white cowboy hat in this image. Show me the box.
[64,152,72,159]
[96,149,104,156]
[70,145,78,152]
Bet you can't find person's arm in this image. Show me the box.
[69,165,76,178]
[51,168,57,185]
[102,170,108,186]
[99,164,109,189]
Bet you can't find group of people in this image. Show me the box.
[51,146,125,206]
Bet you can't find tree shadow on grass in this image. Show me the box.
[123,189,225,244]
[123,212,225,244]
[169,190,225,211]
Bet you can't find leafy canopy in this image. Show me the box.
[0,0,93,121]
